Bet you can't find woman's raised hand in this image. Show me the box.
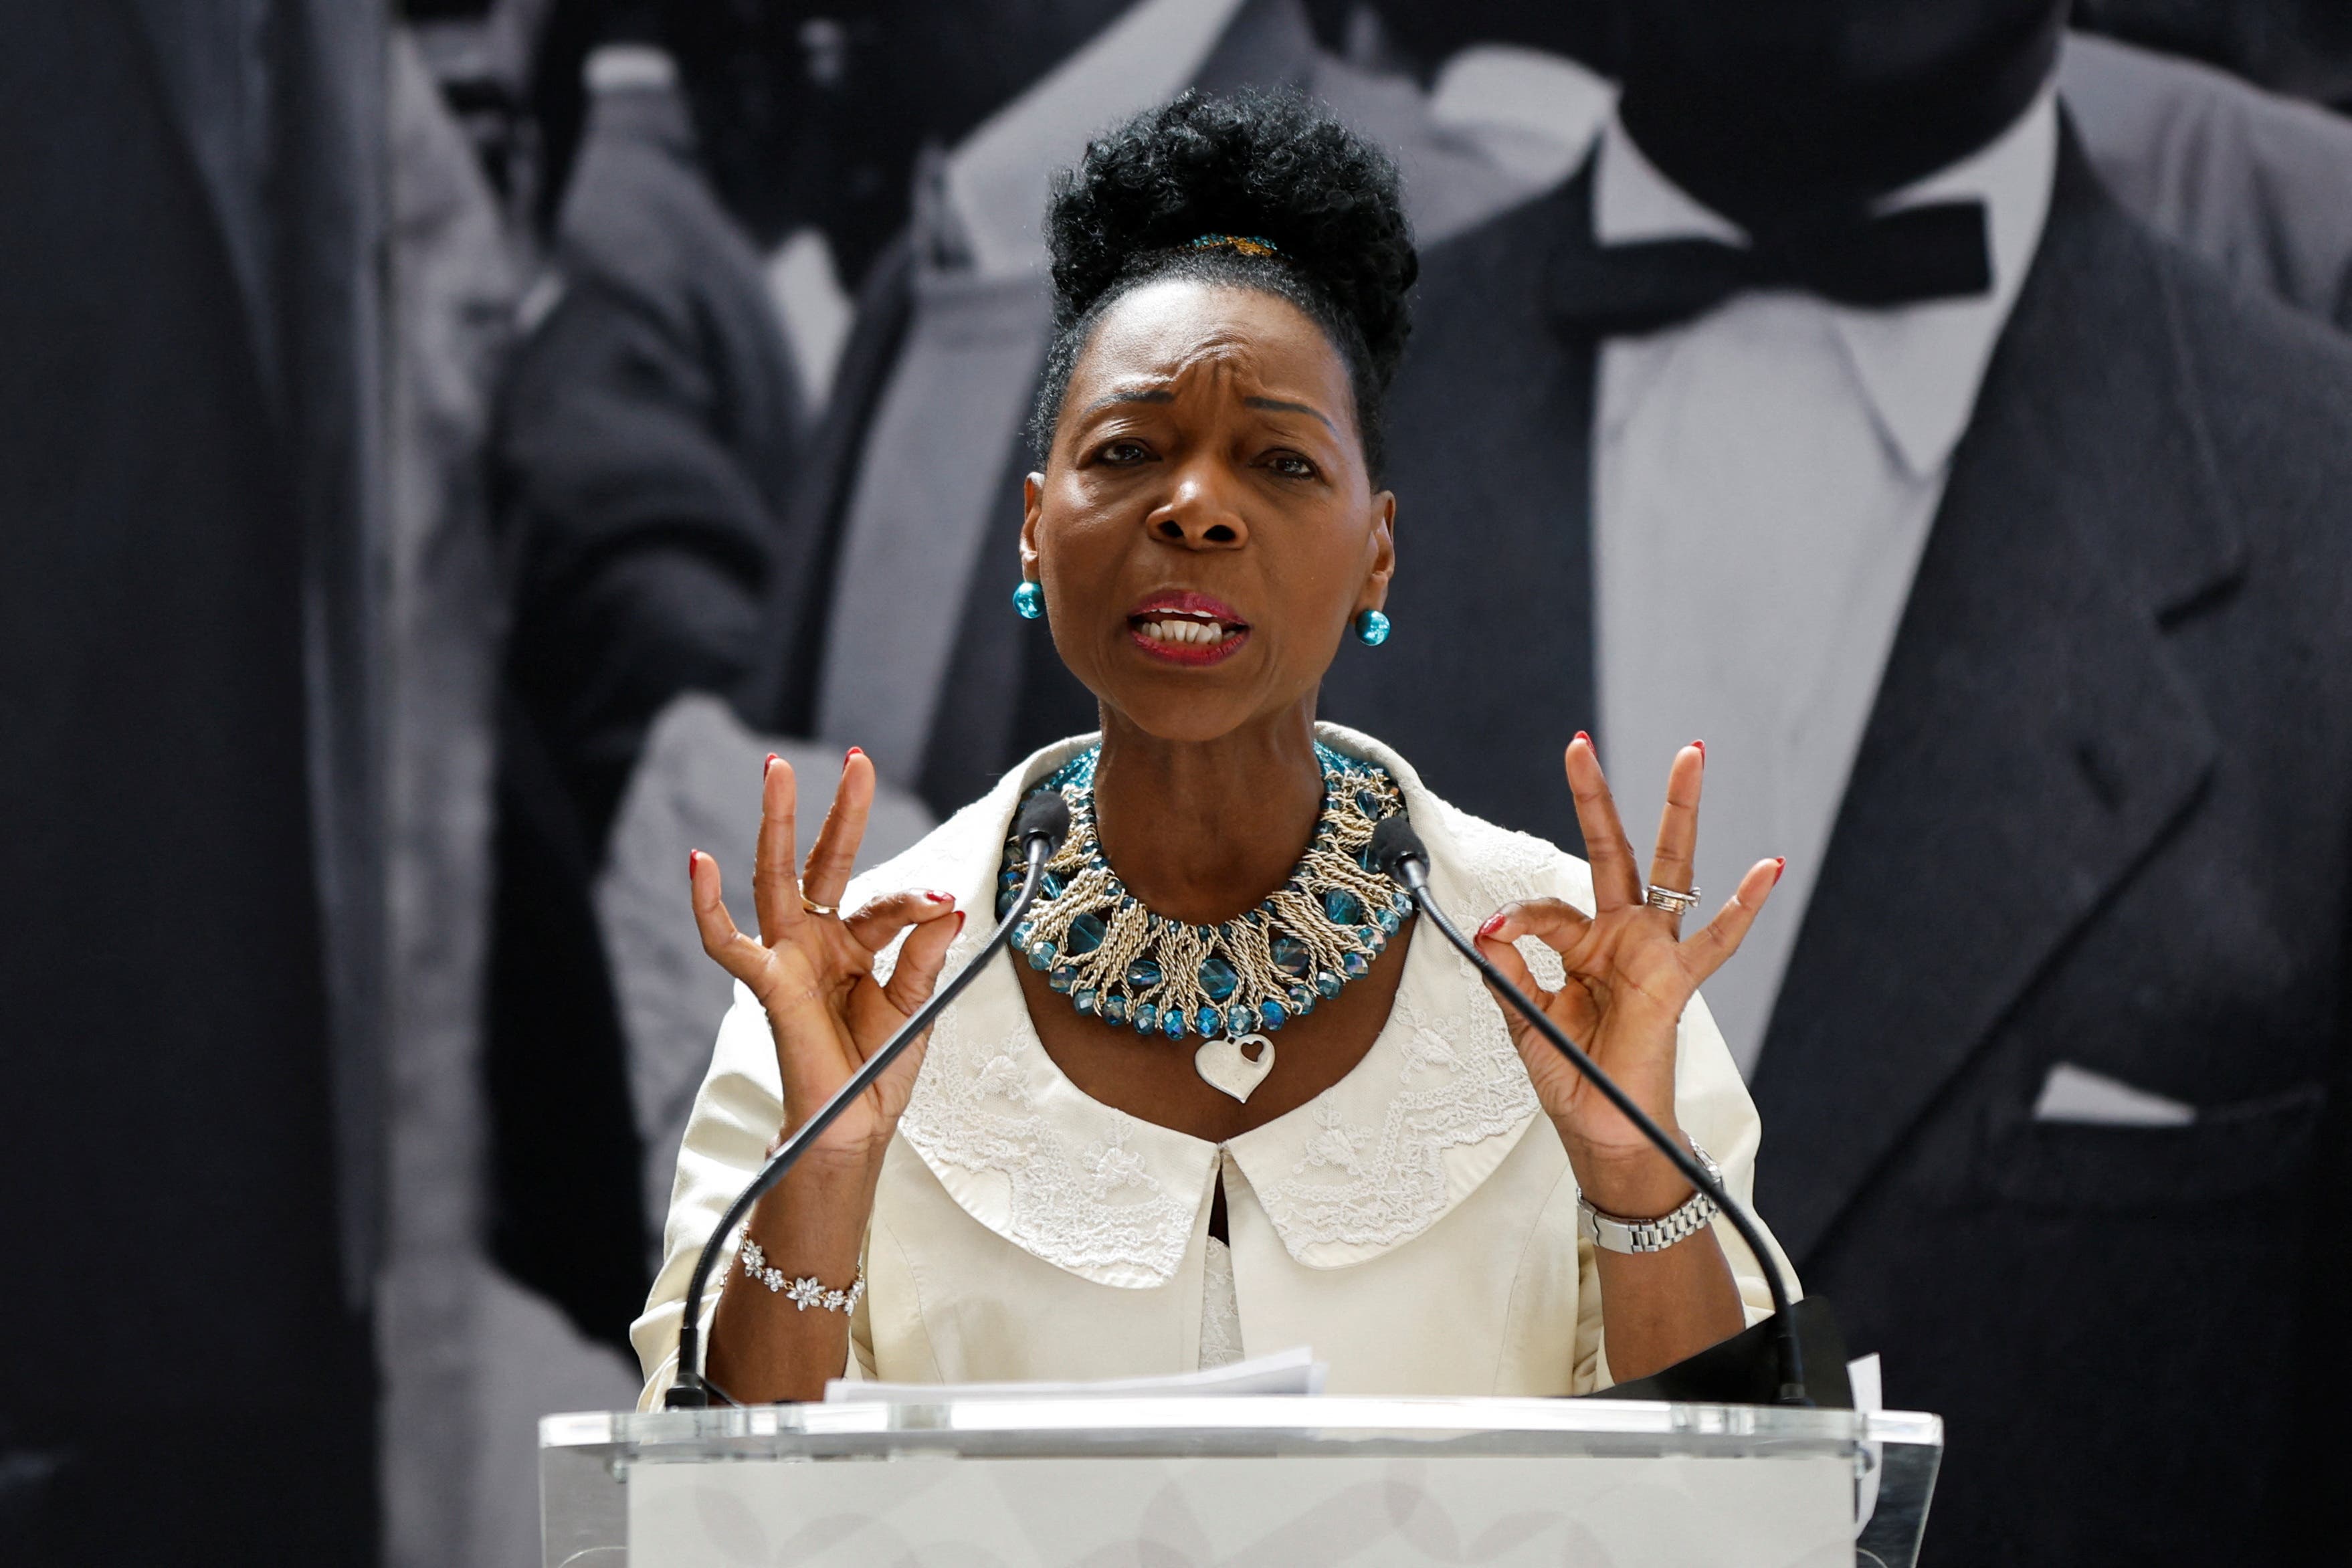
[688,751,963,1179]
[1476,736,1780,1215]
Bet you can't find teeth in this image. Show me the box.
[1142,617,1230,646]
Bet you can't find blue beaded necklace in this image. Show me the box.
[997,744,1413,1054]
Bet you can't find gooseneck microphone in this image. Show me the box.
[665,789,1073,1409]
[1368,815,1814,1407]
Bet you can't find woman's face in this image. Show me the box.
[1022,278,1395,743]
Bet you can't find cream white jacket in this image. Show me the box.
[633,726,1795,1405]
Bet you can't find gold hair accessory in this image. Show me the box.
[1189,233,1281,258]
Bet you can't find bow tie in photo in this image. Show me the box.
[1549,198,1994,337]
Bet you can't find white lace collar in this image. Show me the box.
[858,725,1573,1288]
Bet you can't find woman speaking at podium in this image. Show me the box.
[634,94,1796,1405]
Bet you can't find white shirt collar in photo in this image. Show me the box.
[1592,86,2060,479]
[1424,44,1615,193]
[942,0,1252,279]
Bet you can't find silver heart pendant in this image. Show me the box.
[1195,1032,1276,1102]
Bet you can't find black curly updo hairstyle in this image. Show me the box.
[1029,90,1418,477]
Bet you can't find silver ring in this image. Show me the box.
[1645,882,1701,916]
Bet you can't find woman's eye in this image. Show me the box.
[1098,439,1151,465]
[1268,453,1319,479]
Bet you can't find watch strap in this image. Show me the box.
[1576,1138,1723,1254]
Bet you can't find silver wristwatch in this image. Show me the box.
[1576,1138,1723,1254]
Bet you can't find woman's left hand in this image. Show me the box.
[1476,735,1781,1218]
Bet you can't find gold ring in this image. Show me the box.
[799,894,840,918]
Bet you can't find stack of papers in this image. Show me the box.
[824,1347,1325,1403]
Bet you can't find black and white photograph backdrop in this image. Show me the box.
[3,1,2349,1563]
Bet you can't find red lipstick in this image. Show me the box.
[1126,589,1250,667]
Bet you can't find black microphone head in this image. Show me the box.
[1015,789,1072,856]
[1369,814,1427,885]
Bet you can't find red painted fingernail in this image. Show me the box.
[1573,730,1590,746]
[1478,913,1506,938]
[924,890,953,904]
[686,849,700,875]
[844,747,863,772]
[955,911,967,935]
[763,753,778,775]
[1772,857,1786,884]
[1692,739,1705,758]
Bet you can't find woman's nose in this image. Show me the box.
[1146,464,1250,548]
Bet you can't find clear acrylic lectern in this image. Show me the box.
[541,1396,1942,1566]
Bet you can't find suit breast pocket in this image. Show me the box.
[1979,1069,2329,1211]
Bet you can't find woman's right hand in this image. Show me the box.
[689,749,963,1180]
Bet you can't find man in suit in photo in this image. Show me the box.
[1363,3,2352,338]
[772,0,2352,840]
[1319,0,2352,1560]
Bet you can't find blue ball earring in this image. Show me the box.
[1353,608,1391,647]
[1013,580,1046,620]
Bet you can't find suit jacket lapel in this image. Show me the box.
[1750,130,2242,1263]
